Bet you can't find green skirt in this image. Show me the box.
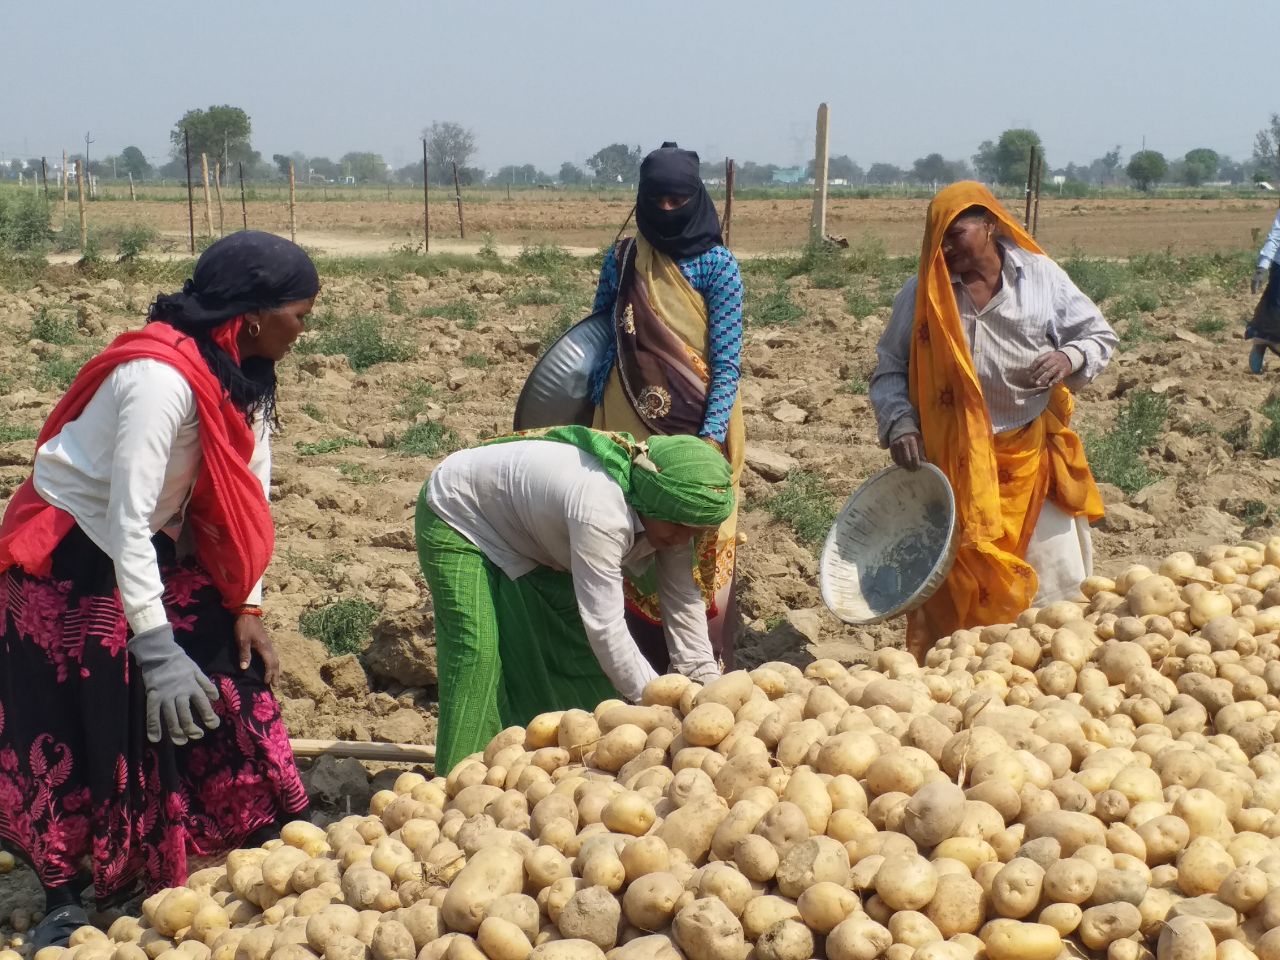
[415,490,620,774]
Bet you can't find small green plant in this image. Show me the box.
[844,286,880,320]
[1119,316,1161,346]
[299,598,379,655]
[463,352,489,369]
[537,300,586,354]
[1260,398,1280,458]
[392,420,461,457]
[517,242,572,273]
[750,280,804,327]
[841,374,870,395]
[1084,389,1169,494]
[1240,500,1271,528]
[798,241,849,290]
[298,312,415,371]
[387,289,407,315]
[763,471,837,545]
[507,285,560,307]
[79,233,103,265]
[300,402,325,421]
[478,233,501,263]
[1192,315,1227,337]
[421,300,480,329]
[294,437,365,456]
[0,421,39,443]
[31,308,78,345]
[337,462,383,485]
[0,192,52,251]
[396,379,440,419]
[117,224,156,259]
[53,219,80,253]
[35,352,83,390]
[1222,421,1251,452]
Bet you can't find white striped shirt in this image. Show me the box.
[869,241,1117,445]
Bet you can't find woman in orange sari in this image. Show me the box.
[589,143,745,671]
[869,182,1117,660]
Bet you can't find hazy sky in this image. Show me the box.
[1,0,1271,173]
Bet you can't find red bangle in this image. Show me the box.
[237,605,264,618]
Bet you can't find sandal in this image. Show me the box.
[31,903,90,950]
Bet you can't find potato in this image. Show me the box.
[306,906,361,954]
[672,899,746,960]
[623,874,684,933]
[897,780,964,849]
[774,836,850,898]
[558,886,622,950]
[1159,916,1218,960]
[683,704,736,748]
[981,920,1063,960]
[741,898,802,943]
[796,881,859,934]
[528,942,606,960]
[826,916,892,960]
[925,874,986,938]
[601,793,656,838]
[441,847,526,934]
[733,835,779,883]
[1079,903,1143,950]
[755,920,813,960]
[874,854,937,911]
[989,859,1045,919]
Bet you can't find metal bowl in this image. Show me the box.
[819,463,958,625]
[513,311,613,431]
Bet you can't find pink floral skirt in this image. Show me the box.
[0,527,308,906]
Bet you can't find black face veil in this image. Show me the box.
[634,142,723,260]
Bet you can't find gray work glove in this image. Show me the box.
[127,624,220,746]
[1254,266,1270,296]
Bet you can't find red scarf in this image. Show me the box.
[0,322,274,607]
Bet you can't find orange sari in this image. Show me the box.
[908,183,1104,640]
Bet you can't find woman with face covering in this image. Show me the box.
[0,231,316,947]
[869,182,1118,663]
[589,142,745,673]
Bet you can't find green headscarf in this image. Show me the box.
[482,426,734,528]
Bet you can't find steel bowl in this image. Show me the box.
[513,311,613,431]
[819,463,958,625]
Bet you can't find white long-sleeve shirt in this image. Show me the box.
[869,241,1117,445]
[1259,209,1280,270]
[33,359,269,635]
[425,440,719,702]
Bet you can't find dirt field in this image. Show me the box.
[69,192,1280,257]
[0,195,1276,926]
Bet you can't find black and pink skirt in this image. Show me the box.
[0,526,308,906]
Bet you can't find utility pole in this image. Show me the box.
[83,131,95,198]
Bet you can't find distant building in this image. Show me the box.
[771,167,805,185]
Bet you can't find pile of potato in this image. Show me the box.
[25,538,1280,960]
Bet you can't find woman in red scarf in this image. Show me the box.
[0,231,317,947]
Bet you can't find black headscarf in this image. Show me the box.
[635,142,723,260]
[148,231,320,424]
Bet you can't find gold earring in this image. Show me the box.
[248,321,262,338]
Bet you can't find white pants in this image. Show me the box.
[1025,500,1093,604]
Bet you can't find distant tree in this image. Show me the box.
[587,143,642,184]
[272,154,293,178]
[1182,148,1219,186]
[1253,114,1280,181]
[491,164,548,185]
[973,129,1044,185]
[911,153,968,185]
[806,154,863,182]
[395,163,422,186]
[1100,146,1122,184]
[1127,150,1168,191]
[559,162,587,185]
[423,121,477,174]
[456,166,485,186]
[169,105,254,169]
[310,157,340,181]
[340,152,388,183]
[1218,156,1247,184]
[865,163,904,185]
[120,146,151,180]
[734,162,779,187]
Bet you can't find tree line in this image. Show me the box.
[8,106,1280,194]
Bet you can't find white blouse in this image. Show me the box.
[33,359,270,635]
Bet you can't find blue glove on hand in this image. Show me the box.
[1254,267,1270,296]
[127,624,220,746]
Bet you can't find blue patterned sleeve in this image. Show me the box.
[690,247,744,443]
[589,247,621,405]
[592,246,620,314]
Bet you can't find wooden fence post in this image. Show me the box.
[128,171,136,201]
[422,140,430,254]
[239,162,248,230]
[288,162,297,242]
[723,158,736,248]
[1024,145,1037,231]
[62,149,68,218]
[1031,155,1043,238]
[809,103,830,243]
[201,153,215,238]
[214,162,225,234]
[452,162,465,240]
[75,160,87,252]
[40,157,49,200]
[184,129,195,254]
